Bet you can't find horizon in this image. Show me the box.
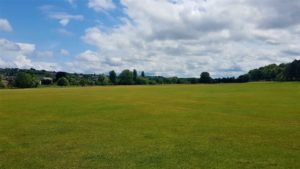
[0,0,300,78]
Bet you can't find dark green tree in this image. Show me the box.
[133,69,138,82]
[55,72,67,81]
[248,69,263,81]
[236,74,249,83]
[57,77,70,86]
[98,74,109,85]
[285,60,300,81]
[141,71,145,77]
[0,78,5,88]
[199,72,212,83]
[136,77,149,85]
[14,72,39,88]
[79,79,87,86]
[119,69,134,85]
[109,70,117,84]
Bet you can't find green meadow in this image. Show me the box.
[0,83,299,169]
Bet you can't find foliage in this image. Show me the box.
[109,70,117,84]
[118,69,134,85]
[0,80,5,89]
[199,72,212,83]
[136,77,149,85]
[133,69,138,83]
[98,74,110,85]
[236,74,250,83]
[55,72,67,81]
[1,60,300,88]
[14,72,39,88]
[141,71,145,77]
[285,60,300,81]
[57,77,70,86]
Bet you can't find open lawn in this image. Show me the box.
[0,83,299,169]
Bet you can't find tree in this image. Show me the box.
[14,72,39,88]
[55,72,67,81]
[57,77,69,86]
[136,77,149,85]
[119,69,134,85]
[199,72,212,83]
[248,69,263,81]
[133,69,138,82]
[98,74,109,85]
[0,80,5,88]
[236,74,249,83]
[0,76,4,89]
[285,60,300,81]
[109,70,117,84]
[141,71,145,77]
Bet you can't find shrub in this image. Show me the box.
[57,77,70,86]
[136,77,149,85]
[14,72,39,88]
[119,70,134,85]
[0,81,5,89]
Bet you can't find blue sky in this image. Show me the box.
[0,0,300,77]
[0,0,124,62]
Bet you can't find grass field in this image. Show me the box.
[0,83,299,169]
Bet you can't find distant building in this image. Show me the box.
[3,76,16,86]
[41,77,53,85]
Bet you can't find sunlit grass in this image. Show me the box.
[0,83,299,169]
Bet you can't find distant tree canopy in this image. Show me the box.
[1,59,300,88]
[246,60,300,81]
[199,72,212,83]
[285,60,300,81]
[14,72,39,88]
[98,74,110,85]
[141,71,145,77]
[55,72,67,81]
[0,82,4,89]
[119,69,134,85]
[109,70,117,84]
[57,77,69,86]
[133,69,138,82]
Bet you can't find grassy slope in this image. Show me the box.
[0,83,299,169]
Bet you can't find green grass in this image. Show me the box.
[0,83,299,169]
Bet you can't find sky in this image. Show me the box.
[0,0,299,77]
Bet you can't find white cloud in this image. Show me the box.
[60,49,70,56]
[49,12,83,26]
[88,0,115,12]
[0,18,13,32]
[66,0,76,7]
[57,28,74,36]
[74,0,300,77]
[0,38,60,71]
[33,50,54,58]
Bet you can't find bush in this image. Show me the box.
[0,81,5,89]
[98,74,110,85]
[136,77,149,85]
[55,72,67,81]
[199,72,212,83]
[119,70,134,85]
[14,72,39,88]
[57,77,70,86]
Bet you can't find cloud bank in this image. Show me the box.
[71,0,300,77]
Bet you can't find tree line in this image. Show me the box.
[0,60,299,89]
